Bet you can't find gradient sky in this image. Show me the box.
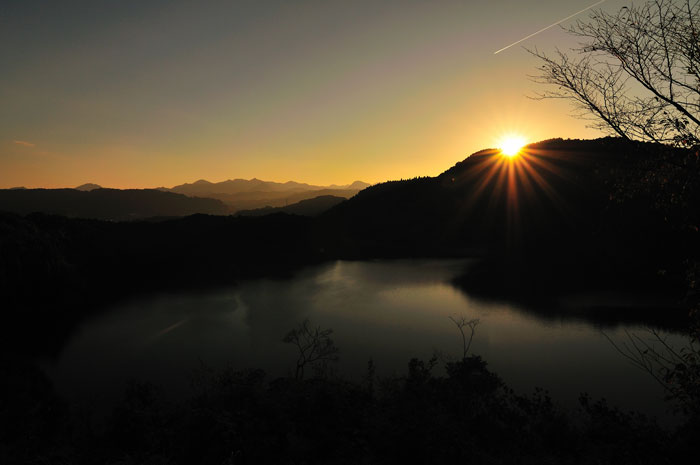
[1,0,626,188]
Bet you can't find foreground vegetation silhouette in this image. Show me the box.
[2,316,699,464]
[283,319,340,380]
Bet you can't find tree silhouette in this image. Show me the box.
[602,315,700,418]
[530,0,699,147]
[448,315,480,360]
[283,319,339,379]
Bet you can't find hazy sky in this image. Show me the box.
[1,0,626,188]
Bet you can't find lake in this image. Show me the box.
[41,258,686,424]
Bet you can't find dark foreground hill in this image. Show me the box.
[0,188,228,220]
[182,187,362,212]
[0,211,318,356]
[316,138,699,297]
[236,195,346,217]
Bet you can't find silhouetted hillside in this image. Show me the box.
[0,188,228,220]
[237,195,346,217]
[206,188,361,212]
[0,211,319,356]
[317,138,699,296]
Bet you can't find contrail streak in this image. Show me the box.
[494,0,607,54]
[154,318,188,338]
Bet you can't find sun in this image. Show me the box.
[499,135,527,157]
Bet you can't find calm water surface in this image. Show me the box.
[42,259,685,423]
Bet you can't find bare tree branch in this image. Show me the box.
[529,0,700,148]
[283,319,339,379]
[448,315,480,359]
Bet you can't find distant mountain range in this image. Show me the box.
[165,178,368,196]
[0,178,369,220]
[75,183,102,191]
[162,178,369,212]
[0,188,227,220]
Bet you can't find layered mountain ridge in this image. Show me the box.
[0,178,370,219]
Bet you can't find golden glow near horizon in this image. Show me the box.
[0,1,606,189]
[499,135,527,157]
